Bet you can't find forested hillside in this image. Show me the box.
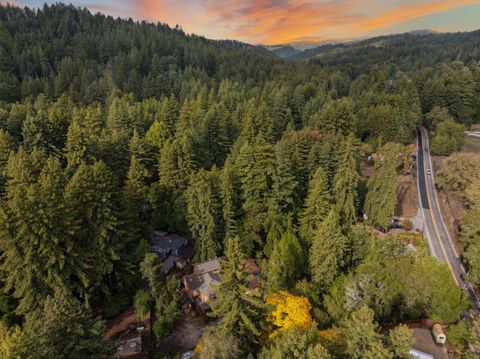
[0,3,479,358]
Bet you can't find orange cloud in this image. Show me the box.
[355,0,480,32]
[135,0,167,20]
[198,0,364,44]
[130,0,480,44]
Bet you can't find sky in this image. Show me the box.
[4,0,480,45]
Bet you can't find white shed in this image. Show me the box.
[432,323,446,345]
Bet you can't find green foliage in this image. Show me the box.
[140,253,181,338]
[430,119,466,155]
[153,275,182,332]
[196,327,243,359]
[426,106,454,129]
[267,219,303,292]
[309,210,346,290]
[12,289,113,358]
[237,140,275,253]
[185,169,223,261]
[260,325,332,359]
[339,305,391,359]
[299,167,332,244]
[134,290,151,321]
[388,325,414,359]
[323,239,468,324]
[334,135,360,226]
[446,320,473,349]
[310,97,356,136]
[461,205,480,284]
[0,129,15,190]
[436,152,480,192]
[153,319,173,339]
[364,143,401,230]
[159,135,198,191]
[0,151,128,315]
[210,237,264,347]
[0,4,479,355]
[124,155,150,263]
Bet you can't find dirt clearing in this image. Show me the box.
[396,175,419,218]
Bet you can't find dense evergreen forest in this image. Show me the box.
[0,3,480,358]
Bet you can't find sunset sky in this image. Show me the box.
[6,0,480,44]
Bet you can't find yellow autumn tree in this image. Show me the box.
[265,291,313,338]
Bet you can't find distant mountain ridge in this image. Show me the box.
[264,29,478,61]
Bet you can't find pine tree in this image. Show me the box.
[299,167,332,244]
[308,132,341,187]
[128,129,147,161]
[334,134,359,226]
[210,237,264,347]
[0,154,69,315]
[237,138,275,253]
[199,103,230,167]
[267,219,303,292]
[268,140,298,217]
[64,161,125,306]
[185,169,223,261]
[364,143,400,230]
[143,119,170,159]
[152,275,182,338]
[124,155,150,264]
[159,135,197,191]
[0,129,15,191]
[309,209,346,289]
[264,212,286,257]
[219,160,241,240]
[339,305,391,359]
[311,97,356,135]
[65,105,103,171]
[15,289,113,358]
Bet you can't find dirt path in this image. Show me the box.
[106,306,149,340]
[159,307,207,356]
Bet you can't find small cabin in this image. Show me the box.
[432,323,446,345]
[151,231,188,258]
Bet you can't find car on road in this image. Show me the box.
[425,147,429,152]
[426,169,431,175]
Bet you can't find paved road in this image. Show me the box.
[416,127,479,309]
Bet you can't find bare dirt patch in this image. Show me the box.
[106,307,149,340]
[159,307,207,356]
[396,175,419,218]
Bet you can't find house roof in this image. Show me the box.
[184,271,221,296]
[184,258,261,302]
[160,256,176,275]
[178,243,194,260]
[151,232,187,251]
[193,258,221,275]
